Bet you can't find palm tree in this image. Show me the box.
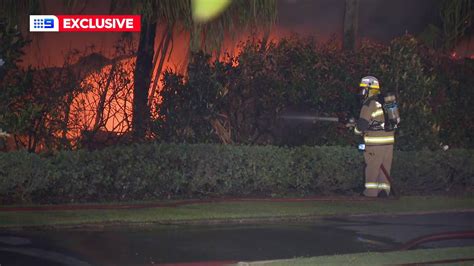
[130,0,277,140]
[1,0,277,141]
[343,0,359,51]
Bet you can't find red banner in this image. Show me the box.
[57,15,141,32]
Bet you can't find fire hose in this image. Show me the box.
[381,164,399,199]
[398,230,474,250]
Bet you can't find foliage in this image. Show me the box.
[427,53,474,148]
[72,38,137,150]
[393,148,474,194]
[156,37,360,146]
[0,21,39,151]
[0,143,472,204]
[156,35,474,150]
[155,53,222,143]
[439,0,472,51]
[0,150,49,203]
[1,30,472,152]
[0,20,29,73]
[0,25,91,152]
[104,0,277,53]
[0,0,40,33]
[0,0,278,141]
[382,36,439,150]
[0,26,139,152]
[419,0,473,51]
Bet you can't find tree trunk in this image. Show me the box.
[94,63,116,131]
[343,0,359,51]
[149,27,172,107]
[190,24,202,54]
[132,19,156,140]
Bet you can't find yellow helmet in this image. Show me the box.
[360,76,380,100]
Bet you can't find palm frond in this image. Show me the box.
[0,0,277,56]
[199,0,277,52]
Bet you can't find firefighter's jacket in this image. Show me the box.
[355,96,394,145]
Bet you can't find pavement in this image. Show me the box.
[0,196,384,212]
[0,211,473,265]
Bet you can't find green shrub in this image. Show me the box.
[379,37,439,150]
[0,144,472,204]
[393,149,474,194]
[155,35,474,150]
[0,150,49,203]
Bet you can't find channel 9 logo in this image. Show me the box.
[29,15,140,32]
[29,15,59,32]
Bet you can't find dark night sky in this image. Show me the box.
[276,0,440,42]
[23,0,443,67]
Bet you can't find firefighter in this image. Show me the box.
[354,76,398,198]
[0,128,10,152]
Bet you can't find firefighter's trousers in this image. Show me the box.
[363,144,393,197]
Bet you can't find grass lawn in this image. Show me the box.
[240,246,474,265]
[0,196,472,228]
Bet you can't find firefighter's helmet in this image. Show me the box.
[359,76,381,101]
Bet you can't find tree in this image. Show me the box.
[343,0,359,51]
[419,0,472,52]
[127,0,277,140]
[1,0,277,143]
[132,16,156,140]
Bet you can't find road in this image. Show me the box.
[0,212,473,265]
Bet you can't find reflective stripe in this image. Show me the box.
[354,127,362,135]
[364,136,394,144]
[365,183,379,189]
[360,84,380,89]
[365,182,391,190]
[371,109,384,118]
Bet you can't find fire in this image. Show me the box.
[70,27,288,137]
[9,26,293,150]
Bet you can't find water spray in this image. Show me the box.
[278,113,355,127]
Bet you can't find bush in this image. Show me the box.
[0,144,472,204]
[0,150,49,203]
[155,35,474,150]
[393,149,474,194]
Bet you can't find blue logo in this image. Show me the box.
[30,15,59,32]
[33,18,54,29]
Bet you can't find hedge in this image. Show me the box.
[0,143,473,204]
